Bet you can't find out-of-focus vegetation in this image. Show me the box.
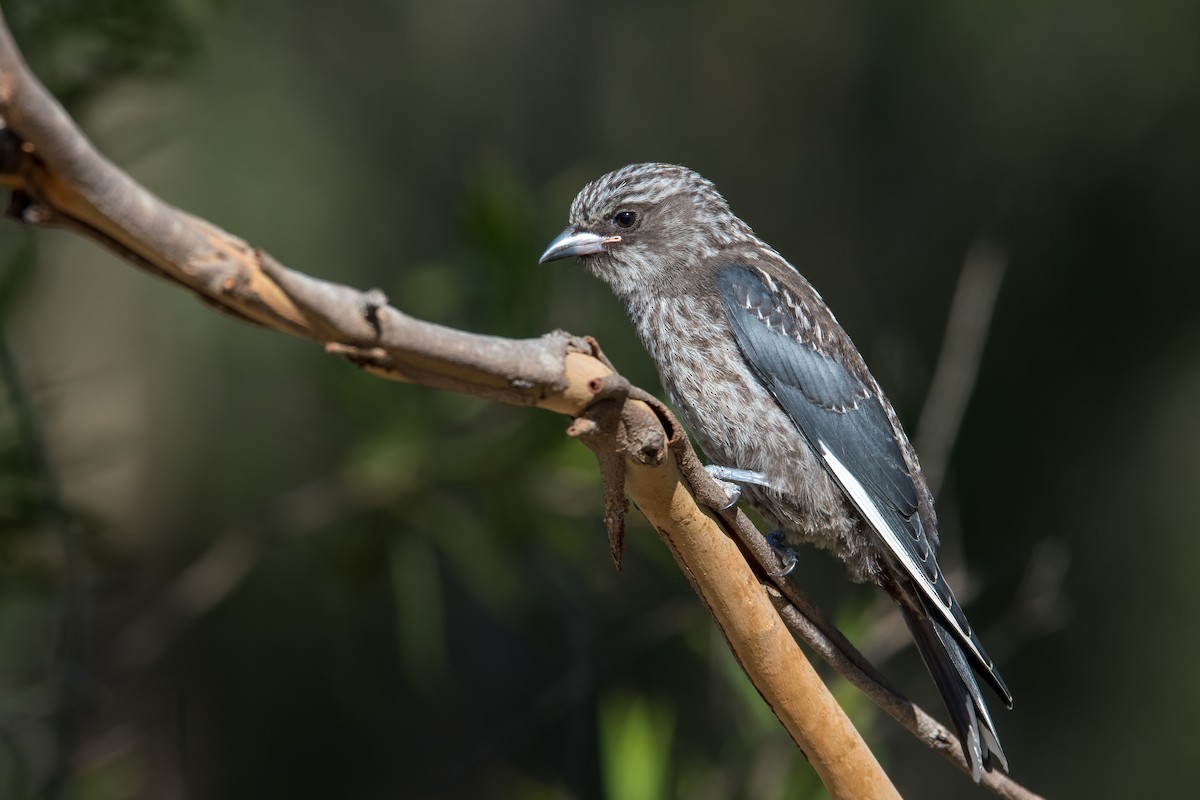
[2,0,1199,797]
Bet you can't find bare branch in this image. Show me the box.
[0,10,1043,799]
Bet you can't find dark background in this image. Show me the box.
[2,1,1198,798]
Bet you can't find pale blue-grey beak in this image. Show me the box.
[539,227,620,263]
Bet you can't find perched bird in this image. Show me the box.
[540,163,1012,780]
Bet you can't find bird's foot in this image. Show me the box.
[704,464,776,510]
[765,531,798,578]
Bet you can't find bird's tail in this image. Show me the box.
[900,601,1009,782]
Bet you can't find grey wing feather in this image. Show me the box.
[715,263,1011,705]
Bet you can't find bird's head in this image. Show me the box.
[539,163,748,297]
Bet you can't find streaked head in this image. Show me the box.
[540,163,749,296]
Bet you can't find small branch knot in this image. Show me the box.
[623,415,666,467]
[362,287,388,337]
[565,417,598,439]
[586,372,632,402]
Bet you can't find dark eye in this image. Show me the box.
[613,210,637,229]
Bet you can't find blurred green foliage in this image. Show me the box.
[2,0,1200,798]
[599,692,673,800]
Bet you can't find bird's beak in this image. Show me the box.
[539,227,621,263]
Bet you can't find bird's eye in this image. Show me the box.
[613,210,637,229]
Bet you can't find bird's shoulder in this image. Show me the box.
[710,257,877,404]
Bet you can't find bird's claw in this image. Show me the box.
[765,530,798,578]
[706,475,742,510]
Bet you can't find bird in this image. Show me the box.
[540,163,1012,781]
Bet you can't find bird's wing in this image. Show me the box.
[715,263,1007,700]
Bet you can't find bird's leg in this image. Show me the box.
[704,464,774,510]
[765,531,799,577]
[701,466,796,574]
[705,465,774,487]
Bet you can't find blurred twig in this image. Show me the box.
[985,537,1072,663]
[916,240,1008,496]
[0,316,88,798]
[112,530,258,671]
[111,474,386,671]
